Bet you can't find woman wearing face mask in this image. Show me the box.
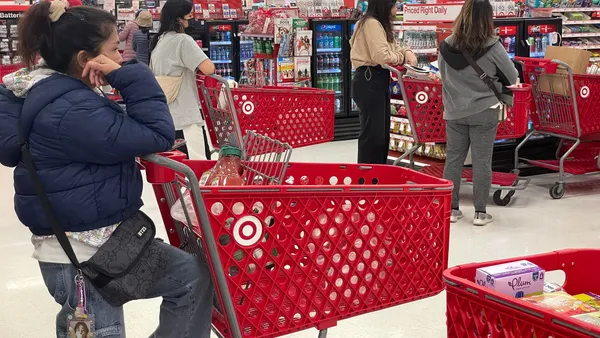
[0,1,213,337]
[150,0,215,160]
[350,0,417,164]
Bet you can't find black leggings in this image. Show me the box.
[351,66,391,164]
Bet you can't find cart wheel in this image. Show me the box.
[493,190,514,206]
[549,183,565,199]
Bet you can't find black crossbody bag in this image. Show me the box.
[461,49,509,122]
[19,126,167,307]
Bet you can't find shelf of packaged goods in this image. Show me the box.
[210,41,232,46]
[317,68,342,74]
[563,32,600,37]
[590,56,600,62]
[213,60,233,64]
[563,20,600,24]
[553,7,600,11]
[316,48,342,53]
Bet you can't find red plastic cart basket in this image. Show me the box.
[444,249,600,338]
[197,75,335,150]
[515,57,600,199]
[142,153,452,338]
[386,66,532,206]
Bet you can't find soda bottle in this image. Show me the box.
[329,75,335,90]
[225,31,231,41]
[317,54,324,71]
[333,53,340,69]
[334,35,341,49]
[541,36,548,53]
[504,36,511,53]
[206,146,244,186]
[317,33,324,49]
[528,37,535,54]
[336,75,342,91]
[510,37,516,54]
[535,36,542,54]
[328,33,335,48]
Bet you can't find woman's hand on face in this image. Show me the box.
[404,51,418,66]
[82,55,121,87]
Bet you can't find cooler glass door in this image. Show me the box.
[236,20,253,82]
[495,21,520,59]
[524,19,561,58]
[209,23,234,80]
[314,21,344,116]
[348,20,359,116]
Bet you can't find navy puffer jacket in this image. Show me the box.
[0,63,175,235]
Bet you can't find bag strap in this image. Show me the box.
[18,129,82,269]
[461,49,504,104]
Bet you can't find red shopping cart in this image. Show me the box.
[515,57,600,199]
[197,75,335,150]
[385,65,532,206]
[141,74,453,338]
[444,249,600,338]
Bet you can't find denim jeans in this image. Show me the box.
[39,241,214,338]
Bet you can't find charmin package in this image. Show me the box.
[522,291,598,316]
[475,260,545,298]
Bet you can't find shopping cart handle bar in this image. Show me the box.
[513,57,562,73]
[383,64,405,75]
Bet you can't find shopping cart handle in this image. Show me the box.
[514,57,559,73]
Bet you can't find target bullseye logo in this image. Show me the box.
[242,101,255,115]
[233,216,263,247]
[580,86,590,98]
[415,91,429,104]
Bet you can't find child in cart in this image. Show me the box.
[0,1,213,337]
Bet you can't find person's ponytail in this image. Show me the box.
[17,1,53,67]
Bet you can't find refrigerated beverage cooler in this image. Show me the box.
[311,20,348,117]
[522,17,562,58]
[348,19,359,117]
[200,20,249,81]
[494,18,523,59]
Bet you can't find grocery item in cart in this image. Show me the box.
[475,260,544,298]
[205,145,244,186]
[573,312,600,327]
[574,292,600,310]
[522,291,598,316]
[544,281,564,293]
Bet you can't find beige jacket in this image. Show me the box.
[350,18,407,69]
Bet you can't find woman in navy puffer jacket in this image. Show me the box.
[0,1,213,337]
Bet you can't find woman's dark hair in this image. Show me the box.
[150,0,193,51]
[356,0,396,43]
[453,0,495,55]
[74,322,89,336]
[18,2,116,73]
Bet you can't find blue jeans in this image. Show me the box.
[39,241,213,338]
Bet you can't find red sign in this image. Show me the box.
[496,25,518,36]
[528,24,557,34]
[210,24,232,31]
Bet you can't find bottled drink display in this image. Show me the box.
[316,32,342,50]
[317,52,342,72]
[528,34,551,57]
[215,64,233,78]
[316,74,342,92]
[210,46,232,61]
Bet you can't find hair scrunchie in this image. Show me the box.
[49,0,70,22]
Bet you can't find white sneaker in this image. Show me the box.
[450,209,463,223]
[473,212,493,226]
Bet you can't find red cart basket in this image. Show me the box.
[385,65,532,206]
[142,153,452,338]
[444,249,600,338]
[197,75,335,150]
[515,57,600,199]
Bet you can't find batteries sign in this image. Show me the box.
[403,3,463,22]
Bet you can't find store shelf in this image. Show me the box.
[571,44,600,49]
[553,7,600,12]
[412,48,438,55]
[317,68,342,74]
[563,32,600,37]
[213,60,233,64]
[210,41,232,46]
[317,48,342,53]
[563,20,600,24]
[391,116,409,123]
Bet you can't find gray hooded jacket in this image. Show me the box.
[438,35,519,120]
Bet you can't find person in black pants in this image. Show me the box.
[350,0,417,164]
